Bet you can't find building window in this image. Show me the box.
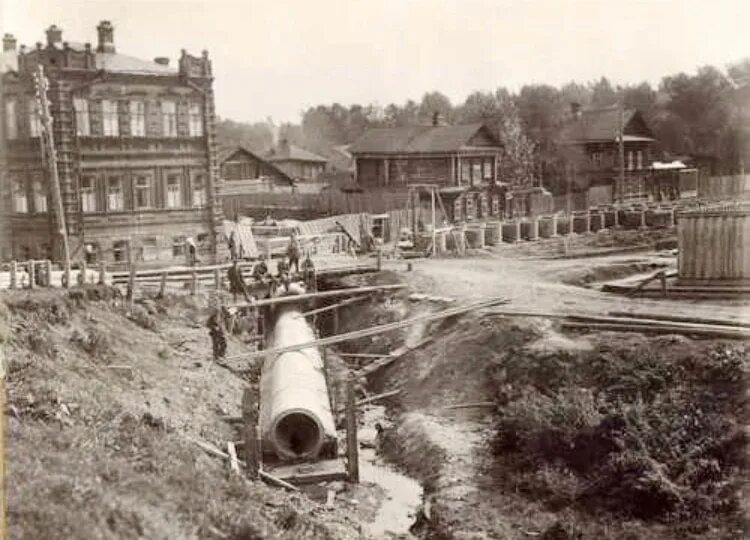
[172,236,186,256]
[453,197,463,222]
[636,150,643,170]
[192,173,206,207]
[73,98,90,136]
[102,100,119,137]
[5,99,17,139]
[162,101,177,137]
[460,161,471,184]
[166,173,181,208]
[12,176,28,213]
[28,97,42,137]
[483,159,493,180]
[491,195,500,216]
[32,177,47,213]
[130,100,146,137]
[107,176,124,211]
[472,161,482,184]
[591,152,602,168]
[627,150,634,171]
[188,103,203,136]
[80,176,97,212]
[113,240,128,263]
[466,196,476,219]
[134,175,151,209]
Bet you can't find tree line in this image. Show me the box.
[216,58,749,189]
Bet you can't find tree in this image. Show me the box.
[496,94,536,188]
[418,91,453,124]
[590,77,618,107]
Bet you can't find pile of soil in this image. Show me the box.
[358,306,747,540]
[4,287,363,539]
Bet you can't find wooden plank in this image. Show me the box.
[360,335,435,376]
[228,284,407,310]
[225,297,509,361]
[357,388,401,406]
[259,470,300,491]
[267,459,348,485]
[346,378,360,483]
[561,322,747,340]
[608,311,750,328]
[227,442,240,474]
[443,401,495,410]
[298,295,369,317]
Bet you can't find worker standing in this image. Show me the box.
[185,237,197,266]
[252,259,268,285]
[302,254,316,292]
[286,232,301,274]
[207,305,227,361]
[227,260,251,302]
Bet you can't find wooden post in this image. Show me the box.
[45,260,53,287]
[190,271,197,296]
[98,261,106,285]
[158,272,168,298]
[345,377,359,483]
[126,264,136,303]
[659,270,667,298]
[214,268,222,290]
[242,388,259,478]
[9,261,16,290]
[376,249,382,272]
[79,259,87,286]
[332,306,340,335]
[28,261,35,289]
[431,187,437,257]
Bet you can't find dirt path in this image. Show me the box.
[386,251,747,323]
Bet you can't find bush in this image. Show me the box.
[490,338,748,524]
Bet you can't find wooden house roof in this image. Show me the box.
[349,123,502,155]
[558,106,655,143]
[265,143,328,163]
[217,145,294,184]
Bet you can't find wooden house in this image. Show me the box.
[557,104,656,204]
[265,138,328,181]
[348,121,506,222]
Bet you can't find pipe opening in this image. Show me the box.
[274,412,322,458]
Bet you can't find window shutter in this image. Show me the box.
[123,174,133,210]
[177,101,189,137]
[146,101,161,137]
[118,100,130,137]
[89,100,103,136]
[96,176,106,212]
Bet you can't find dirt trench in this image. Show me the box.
[329,272,749,540]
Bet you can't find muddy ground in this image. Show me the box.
[3,229,748,539]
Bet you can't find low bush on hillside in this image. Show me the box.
[490,336,747,532]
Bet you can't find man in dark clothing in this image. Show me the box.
[302,255,316,292]
[227,261,250,302]
[207,307,227,361]
[252,260,268,284]
[286,233,301,274]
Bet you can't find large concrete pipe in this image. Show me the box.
[259,300,337,462]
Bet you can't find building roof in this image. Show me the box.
[348,123,500,154]
[265,143,328,163]
[58,41,177,75]
[218,145,294,184]
[558,106,655,143]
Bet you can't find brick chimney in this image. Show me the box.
[432,111,442,126]
[154,57,169,66]
[96,20,115,53]
[570,102,582,118]
[279,138,290,156]
[3,33,17,52]
[46,25,62,47]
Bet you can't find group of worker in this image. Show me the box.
[207,232,317,361]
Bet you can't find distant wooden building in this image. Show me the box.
[218,145,294,218]
[558,104,656,205]
[349,121,506,222]
[265,138,328,181]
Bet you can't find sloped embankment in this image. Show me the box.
[4,287,362,540]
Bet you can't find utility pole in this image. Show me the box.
[34,65,71,288]
[617,104,625,203]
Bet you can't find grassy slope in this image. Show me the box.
[4,288,361,540]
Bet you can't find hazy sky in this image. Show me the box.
[1,0,748,123]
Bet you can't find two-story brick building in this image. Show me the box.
[1,21,223,267]
[557,104,656,205]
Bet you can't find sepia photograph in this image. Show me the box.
[0,0,748,538]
